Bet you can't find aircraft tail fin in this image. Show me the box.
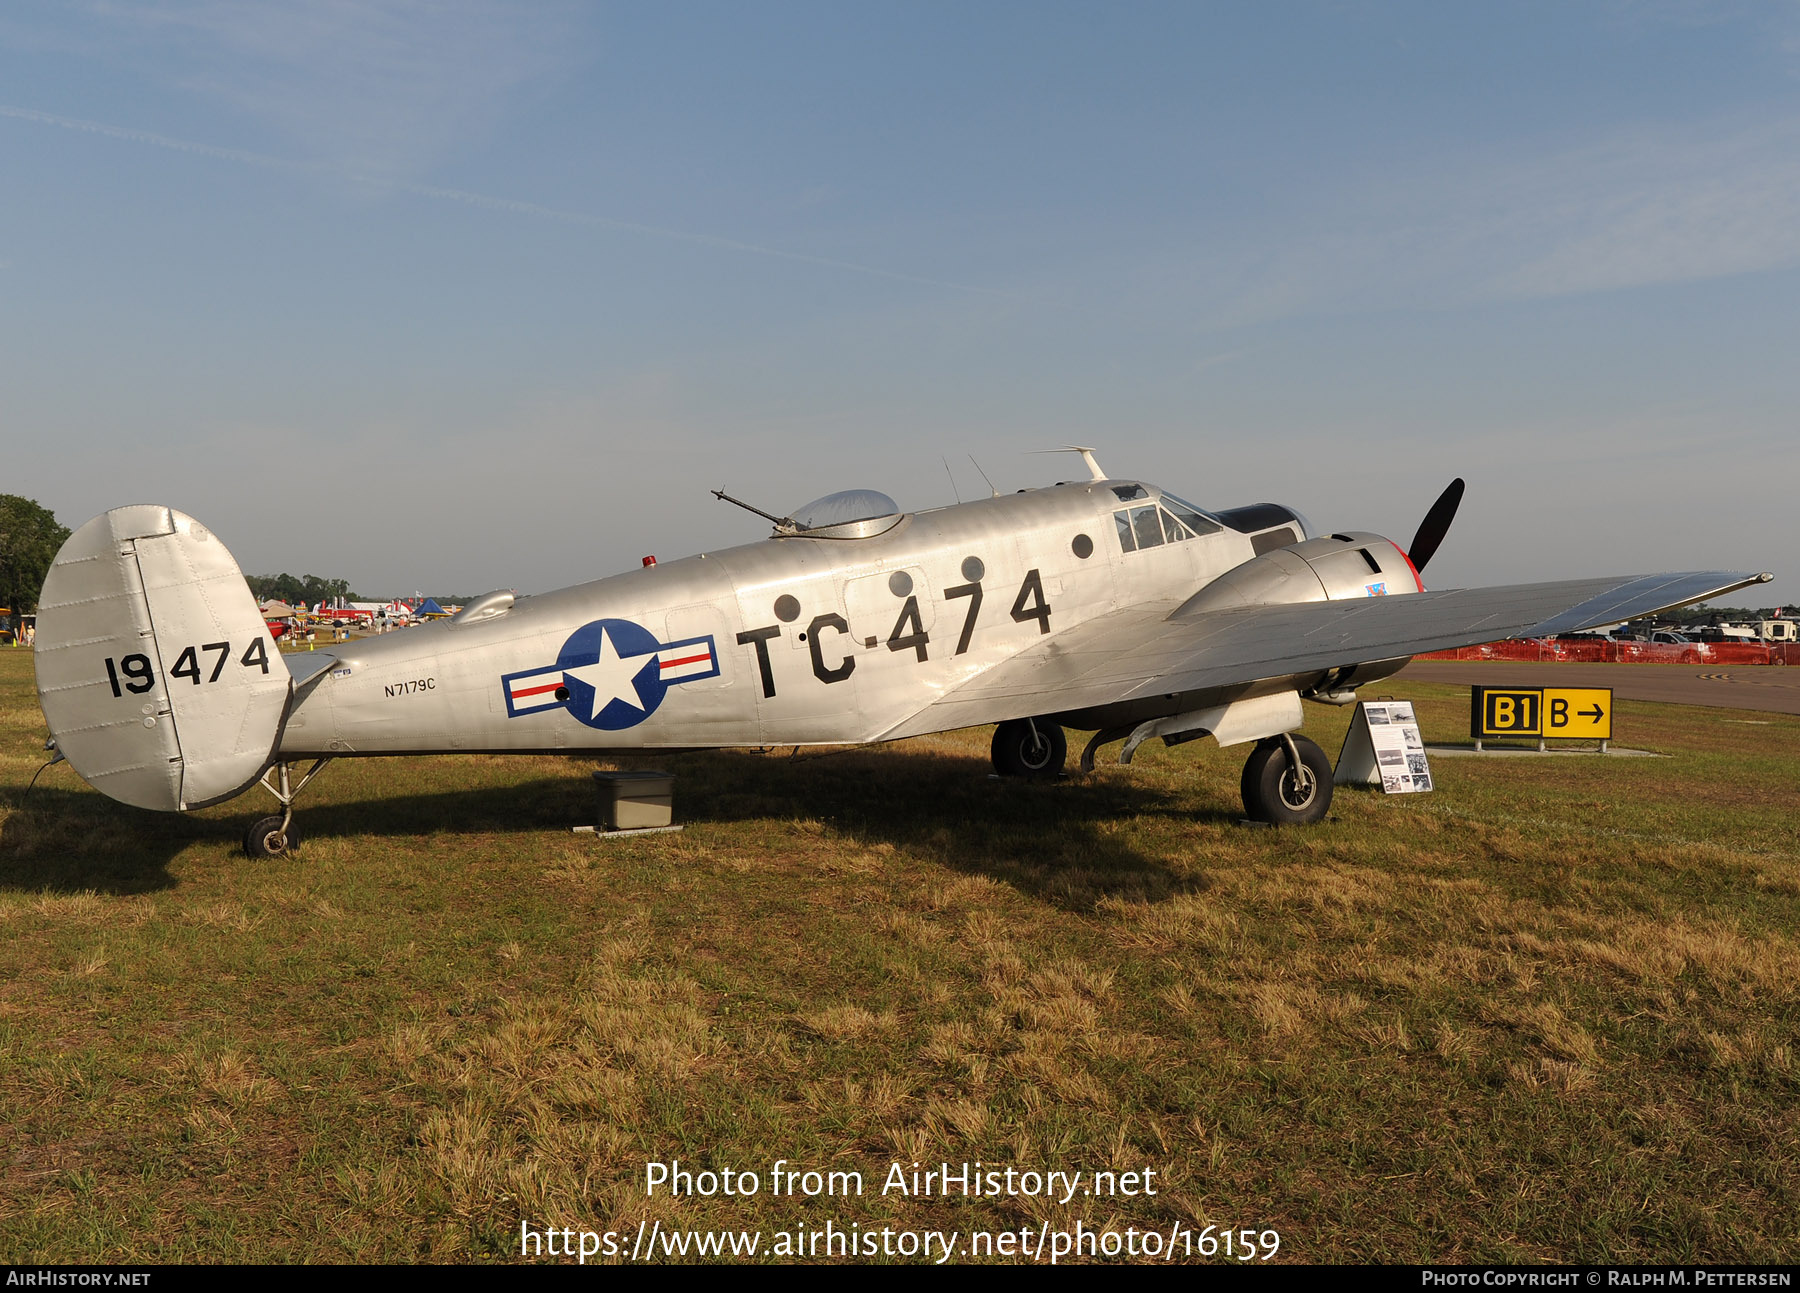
[34,506,290,811]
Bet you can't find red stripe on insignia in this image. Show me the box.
[513,681,563,697]
[660,652,711,670]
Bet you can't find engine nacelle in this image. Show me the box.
[1178,531,1423,616]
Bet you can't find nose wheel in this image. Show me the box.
[1241,734,1333,825]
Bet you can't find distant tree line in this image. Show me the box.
[0,495,72,617]
[246,573,361,606]
[1654,605,1787,625]
[245,573,478,608]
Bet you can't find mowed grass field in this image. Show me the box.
[1,646,1796,1264]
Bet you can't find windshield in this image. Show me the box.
[1159,493,1223,536]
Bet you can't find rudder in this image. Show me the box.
[34,506,290,811]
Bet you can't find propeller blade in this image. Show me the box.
[1407,477,1464,572]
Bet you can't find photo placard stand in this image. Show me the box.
[1336,701,1433,794]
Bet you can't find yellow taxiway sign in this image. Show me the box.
[1470,686,1612,742]
[1542,688,1612,740]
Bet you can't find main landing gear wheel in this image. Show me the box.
[1241,734,1334,825]
[991,718,1067,778]
[244,815,301,858]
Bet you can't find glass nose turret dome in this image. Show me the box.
[793,489,899,528]
[789,489,904,539]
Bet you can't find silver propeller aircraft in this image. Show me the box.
[34,449,1769,856]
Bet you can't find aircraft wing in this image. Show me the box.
[881,570,1770,739]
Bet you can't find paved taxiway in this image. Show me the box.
[1397,661,1800,716]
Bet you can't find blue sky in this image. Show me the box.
[2,1,1796,606]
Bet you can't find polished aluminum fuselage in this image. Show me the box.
[278,482,1276,756]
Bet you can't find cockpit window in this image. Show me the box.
[1108,504,1165,552]
[1132,505,1165,550]
[1161,493,1222,536]
[1131,505,1164,550]
[1116,502,1215,553]
[1111,484,1148,502]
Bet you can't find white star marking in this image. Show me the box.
[562,627,656,722]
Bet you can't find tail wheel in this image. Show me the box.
[244,815,301,859]
[1241,735,1334,825]
[991,718,1067,778]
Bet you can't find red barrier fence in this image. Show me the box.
[1417,640,1799,665]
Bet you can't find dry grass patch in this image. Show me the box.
[167,1048,282,1106]
[1484,1002,1602,1067]
[1573,916,1799,993]
[182,900,266,933]
[1431,1020,1481,1068]
[395,934,732,1241]
[25,891,109,922]
[1,657,1798,1261]
[1104,895,1244,955]
[1238,979,1368,1040]
[796,1004,898,1041]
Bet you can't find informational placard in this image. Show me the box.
[1335,700,1433,794]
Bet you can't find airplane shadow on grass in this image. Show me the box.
[0,745,1237,905]
[0,781,214,896]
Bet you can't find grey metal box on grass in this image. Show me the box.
[593,770,675,830]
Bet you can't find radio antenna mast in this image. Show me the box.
[968,455,1000,497]
[1028,445,1107,482]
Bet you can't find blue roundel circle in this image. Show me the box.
[555,618,668,730]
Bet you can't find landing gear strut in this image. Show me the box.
[243,758,334,858]
[1240,734,1333,825]
[991,718,1067,778]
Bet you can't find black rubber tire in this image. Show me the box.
[243,815,300,858]
[991,718,1067,778]
[1240,735,1334,825]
